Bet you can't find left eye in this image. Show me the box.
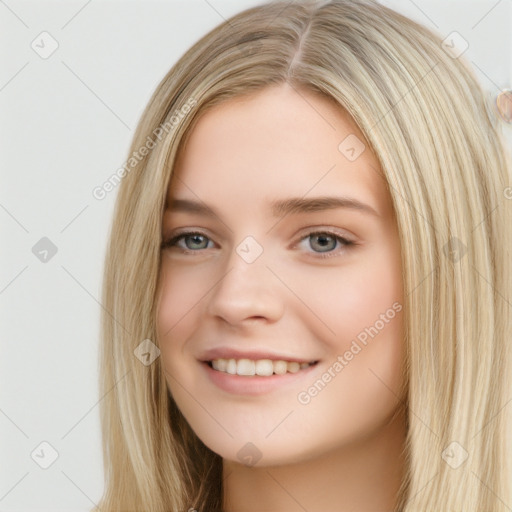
[297,231,353,255]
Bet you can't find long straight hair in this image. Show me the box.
[94,1,512,510]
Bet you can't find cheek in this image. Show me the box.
[156,263,210,378]
[285,245,403,347]
[293,326,404,458]
[291,259,404,449]
[287,247,405,429]
[156,262,212,341]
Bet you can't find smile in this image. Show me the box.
[201,358,320,396]
[209,358,318,376]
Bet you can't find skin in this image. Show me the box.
[156,83,407,512]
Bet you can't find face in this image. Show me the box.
[156,83,405,466]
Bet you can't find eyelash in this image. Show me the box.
[161,229,355,259]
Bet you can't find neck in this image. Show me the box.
[222,407,407,512]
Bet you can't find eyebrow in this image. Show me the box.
[165,196,380,218]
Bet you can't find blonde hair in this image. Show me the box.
[95,1,512,510]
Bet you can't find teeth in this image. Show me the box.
[210,358,316,376]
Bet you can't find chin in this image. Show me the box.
[193,428,321,468]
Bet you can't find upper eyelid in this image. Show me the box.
[295,228,354,243]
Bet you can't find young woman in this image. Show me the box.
[95,1,512,510]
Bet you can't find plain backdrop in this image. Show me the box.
[1,1,511,510]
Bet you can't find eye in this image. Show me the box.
[161,229,356,259]
[296,230,355,259]
[161,231,214,253]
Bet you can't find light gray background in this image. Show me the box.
[1,1,511,510]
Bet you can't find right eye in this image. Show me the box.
[161,231,215,253]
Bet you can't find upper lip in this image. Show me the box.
[199,347,319,364]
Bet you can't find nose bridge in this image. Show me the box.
[221,234,269,291]
[233,235,266,266]
[207,234,283,322]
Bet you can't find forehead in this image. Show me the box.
[167,84,391,217]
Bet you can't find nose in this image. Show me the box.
[205,241,285,326]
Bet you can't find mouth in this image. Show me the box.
[205,358,319,377]
[200,358,320,395]
[198,349,322,395]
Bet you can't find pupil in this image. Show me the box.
[187,235,207,249]
[312,234,335,252]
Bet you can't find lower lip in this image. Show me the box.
[200,361,319,396]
